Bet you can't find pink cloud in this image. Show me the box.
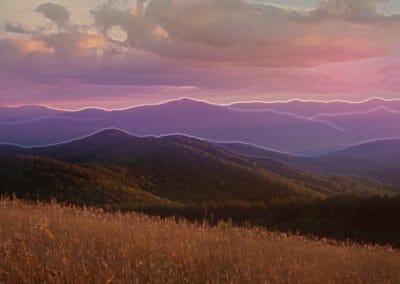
[1,0,400,107]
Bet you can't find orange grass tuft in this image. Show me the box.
[0,198,399,283]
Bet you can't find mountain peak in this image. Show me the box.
[165,98,212,108]
[88,128,133,140]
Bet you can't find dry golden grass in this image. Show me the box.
[1,199,400,283]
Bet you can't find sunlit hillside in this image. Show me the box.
[1,198,399,283]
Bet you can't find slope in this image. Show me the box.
[0,154,176,209]
[217,139,400,185]
[0,129,394,206]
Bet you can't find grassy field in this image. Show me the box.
[1,199,400,283]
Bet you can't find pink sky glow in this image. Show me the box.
[1,0,400,109]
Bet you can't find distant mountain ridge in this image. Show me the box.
[0,105,62,124]
[230,98,400,117]
[2,98,400,154]
[325,138,400,164]
[217,137,400,185]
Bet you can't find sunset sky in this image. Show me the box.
[1,0,400,109]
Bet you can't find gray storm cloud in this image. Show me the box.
[4,23,29,34]
[36,2,71,28]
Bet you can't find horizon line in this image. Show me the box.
[1,96,400,112]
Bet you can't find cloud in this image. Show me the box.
[13,38,54,54]
[2,0,400,107]
[4,22,30,34]
[315,0,394,22]
[90,2,157,47]
[36,2,71,28]
[83,0,400,67]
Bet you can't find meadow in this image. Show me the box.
[1,198,400,283]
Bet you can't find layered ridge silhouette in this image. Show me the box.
[2,98,400,154]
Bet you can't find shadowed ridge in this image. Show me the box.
[323,137,400,164]
[214,141,297,160]
[59,128,136,145]
[0,144,28,154]
[0,128,394,202]
[83,128,134,140]
[0,154,178,209]
[215,139,400,187]
[18,128,140,163]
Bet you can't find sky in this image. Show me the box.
[1,0,400,109]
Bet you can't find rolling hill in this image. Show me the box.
[217,138,400,185]
[325,138,400,164]
[0,129,394,209]
[3,199,400,282]
[1,129,399,247]
[0,154,175,209]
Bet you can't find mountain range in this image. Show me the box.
[0,129,396,210]
[2,98,400,154]
[230,98,400,117]
[217,137,400,185]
